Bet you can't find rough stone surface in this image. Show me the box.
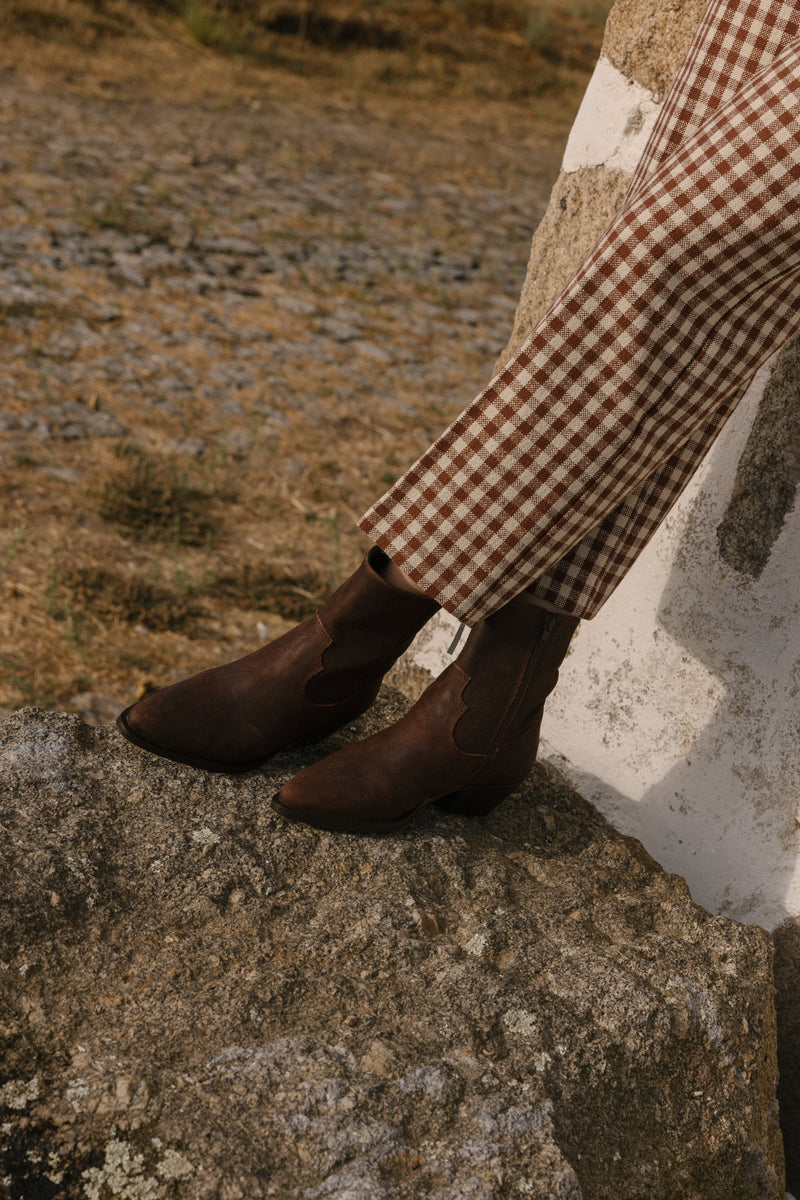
[497,166,630,367]
[497,0,708,364]
[716,334,800,578]
[603,0,710,99]
[0,700,783,1198]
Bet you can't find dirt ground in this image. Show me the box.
[0,7,604,715]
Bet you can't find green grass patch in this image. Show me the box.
[0,652,53,707]
[179,0,253,53]
[96,443,221,547]
[71,193,173,243]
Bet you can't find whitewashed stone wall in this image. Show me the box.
[400,0,800,933]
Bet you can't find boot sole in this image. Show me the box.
[115,705,353,775]
[270,782,516,834]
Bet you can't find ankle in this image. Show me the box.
[378,555,429,599]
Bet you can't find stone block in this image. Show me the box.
[0,701,783,1198]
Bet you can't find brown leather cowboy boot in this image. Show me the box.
[271,598,579,832]
[116,548,439,772]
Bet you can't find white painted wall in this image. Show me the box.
[562,54,660,175]
[539,361,800,931]
[405,56,800,930]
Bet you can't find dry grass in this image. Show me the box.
[206,564,327,622]
[2,0,608,104]
[0,0,610,713]
[50,559,324,634]
[54,563,203,632]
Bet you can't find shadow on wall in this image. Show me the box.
[540,341,800,929]
[648,334,800,1191]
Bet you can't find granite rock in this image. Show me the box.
[0,697,783,1198]
[497,166,630,368]
[603,0,710,99]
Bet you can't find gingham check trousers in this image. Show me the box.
[359,0,800,623]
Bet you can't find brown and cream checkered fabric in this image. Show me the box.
[359,0,800,622]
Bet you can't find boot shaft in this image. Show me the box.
[453,601,579,756]
[306,548,439,704]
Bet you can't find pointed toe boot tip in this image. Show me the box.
[271,793,323,828]
[115,705,169,757]
[116,706,259,775]
[116,705,164,754]
[116,705,143,742]
[271,792,359,832]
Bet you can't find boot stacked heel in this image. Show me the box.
[437,784,516,817]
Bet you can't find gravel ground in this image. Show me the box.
[0,37,570,712]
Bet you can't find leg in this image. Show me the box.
[275,35,800,830]
[530,0,800,614]
[626,0,800,204]
[121,5,800,802]
[360,39,800,624]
